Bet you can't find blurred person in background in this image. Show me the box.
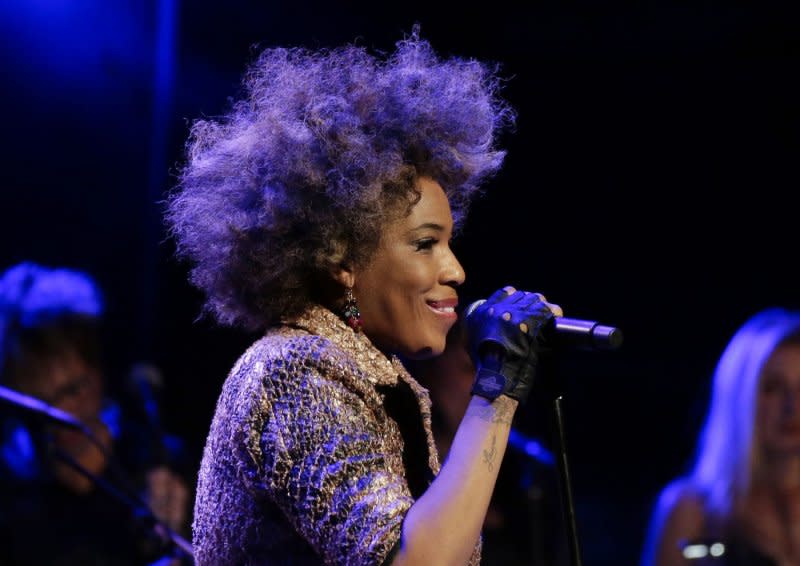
[642,307,800,566]
[0,261,192,565]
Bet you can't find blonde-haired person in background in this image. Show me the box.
[642,307,800,566]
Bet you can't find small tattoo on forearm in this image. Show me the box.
[483,435,498,471]
[466,397,516,425]
[491,398,514,424]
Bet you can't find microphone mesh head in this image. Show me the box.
[127,362,164,391]
[464,299,486,318]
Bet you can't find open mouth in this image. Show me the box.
[426,299,458,315]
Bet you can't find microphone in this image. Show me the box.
[126,362,168,466]
[465,299,623,351]
[0,384,89,432]
[127,363,164,430]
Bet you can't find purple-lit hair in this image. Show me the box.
[0,261,104,385]
[691,307,800,516]
[165,29,515,331]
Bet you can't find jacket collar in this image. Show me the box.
[287,304,440,474]
[288,304,403,387]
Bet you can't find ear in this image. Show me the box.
[330,264,355,289]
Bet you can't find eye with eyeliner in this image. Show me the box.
[413,237,437,251]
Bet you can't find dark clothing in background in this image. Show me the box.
[0,473,162,566]
[481,451,568,565]
[0,403,188,566]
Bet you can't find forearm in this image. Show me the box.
[391,394,517,565]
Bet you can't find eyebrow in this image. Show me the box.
[407,222,446,234]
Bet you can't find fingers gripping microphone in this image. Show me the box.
[465,300,623,351]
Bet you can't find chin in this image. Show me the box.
[394,329,449,360]
[404,343,444,360]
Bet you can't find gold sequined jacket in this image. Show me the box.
[192,305,481,565]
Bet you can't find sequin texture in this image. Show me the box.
[192,305,481,565]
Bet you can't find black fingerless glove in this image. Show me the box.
[466,287,555,403]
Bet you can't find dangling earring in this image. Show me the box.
[342,287,362,331]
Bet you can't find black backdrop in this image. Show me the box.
[1,1,798,563]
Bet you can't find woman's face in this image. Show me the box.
[24,350,104,424]
[757,341,800,455]
[20,350,105,456]
[353,176,465,359]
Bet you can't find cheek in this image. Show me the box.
[63,386,103,418]
[387,273,433,314]
[400,260,437,289]
[758,398,781,428]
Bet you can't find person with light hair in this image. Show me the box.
[642,307,800,566]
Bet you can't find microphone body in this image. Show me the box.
[127,363,164,431]
[126,363,170,466]
[465,299,623,351]
[0,384,87,431]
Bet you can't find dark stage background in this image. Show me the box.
[1,1,798,564]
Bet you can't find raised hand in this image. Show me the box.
[466,286,562,402]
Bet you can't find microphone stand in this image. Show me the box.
[51,446,194,562]
[0,384,195,564]
[553,395,583,566]
[547,318,623,566]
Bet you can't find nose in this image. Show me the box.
[441,246,465,287]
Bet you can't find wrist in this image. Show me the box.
[496,394,519,411]
[464,392,518,426]
[471,365,506,400]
